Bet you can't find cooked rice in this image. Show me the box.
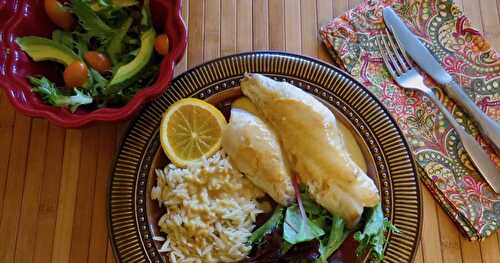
[151,151,264,263]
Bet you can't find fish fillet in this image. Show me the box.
[241,73,380,226]
[222,105,295,206]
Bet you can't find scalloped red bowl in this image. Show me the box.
[0,0,187,128]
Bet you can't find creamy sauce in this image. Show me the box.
[232,96,368,173]
[338,121,367,173]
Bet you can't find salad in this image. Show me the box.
[16,0,169,111]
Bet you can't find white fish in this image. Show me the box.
[222,103,295,206]
[241,73,380,227]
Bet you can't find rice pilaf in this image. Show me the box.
[151,151,264,263]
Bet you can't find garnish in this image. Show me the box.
[354,203,400,262]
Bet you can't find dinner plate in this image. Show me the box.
[108,52,422,263]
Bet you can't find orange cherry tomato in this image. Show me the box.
[84,51,112,73]
[154,34,170,56]
[64,61,89,88]
[44,0,74,30]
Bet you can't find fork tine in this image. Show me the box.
[386,25,413,69]
[379,35,403,75]
[377,37,399,79]
[384,27,409,72]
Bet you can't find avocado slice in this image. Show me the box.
[106,28,156,90]
[16,36,79,66]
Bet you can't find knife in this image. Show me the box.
[383,7,500,154]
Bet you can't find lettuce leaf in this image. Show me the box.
[30,76,92,112]
[71,0,114,42]
[283,205,325,245]
[354,203,400,262]
[248,207,285,245]
[316,214,350,263]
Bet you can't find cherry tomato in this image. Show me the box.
[154,34,170,56]
[84,51,112,73]
[64,61,89,88]
[44,0,74,30]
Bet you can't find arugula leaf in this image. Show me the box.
[283,205,325,245]
[280,240,293,255]
[71,0,114,42]
[30,77,92,112]
[85,68,108,96]
[301,190,323,217]
[51,30,74,49]
[248,207,285,245]
[354,203,400,262]
[316,214,350,263]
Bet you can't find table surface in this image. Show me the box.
[1,0,499,262]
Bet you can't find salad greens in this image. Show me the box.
[29,76,92,111]
[72,0,114,42]
[283,205,324,245]
[16,0,162,112]
[249,207,285,245]
[354,203,400,262]
[316,214,349,263]
[247,187,399,263]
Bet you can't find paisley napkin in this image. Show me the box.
[320,0,499,240]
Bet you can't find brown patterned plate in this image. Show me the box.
[108,52,422,263]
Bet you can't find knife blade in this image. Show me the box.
[383,7,500,154]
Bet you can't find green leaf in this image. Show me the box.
[353,203,400,262]
[51,30,74,49]
[280,240,293,255]
[301,192,323,217]
[97,0,112,7]
[29,76,92,112]
[248,207,285,245]
[72,33,90,58]
[84,68,108,96]
[71,0,114,42]
[283,205,325,245]
[316,214,350,263]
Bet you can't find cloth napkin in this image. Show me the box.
[320,0,499,240]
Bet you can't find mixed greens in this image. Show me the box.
[245,187,399,263]
[17,0,168,111]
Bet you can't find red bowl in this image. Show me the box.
[0,0,187,128]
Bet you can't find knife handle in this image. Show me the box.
[443,80,500,154]
[426,91,500,193]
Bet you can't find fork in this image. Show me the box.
[377,27,500,193]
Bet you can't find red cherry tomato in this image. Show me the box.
[154,34,170,56]
[84,51,112,73]
[44,0,74,30]
[64,61,89,88]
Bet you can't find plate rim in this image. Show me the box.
[107,51,423,263]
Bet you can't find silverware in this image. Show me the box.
[377,27,500,193]
[383,7,500,154]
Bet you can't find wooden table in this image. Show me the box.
[1,1,499,262]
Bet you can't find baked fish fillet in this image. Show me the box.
[222,104,295,206]
[241,73,380,226]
